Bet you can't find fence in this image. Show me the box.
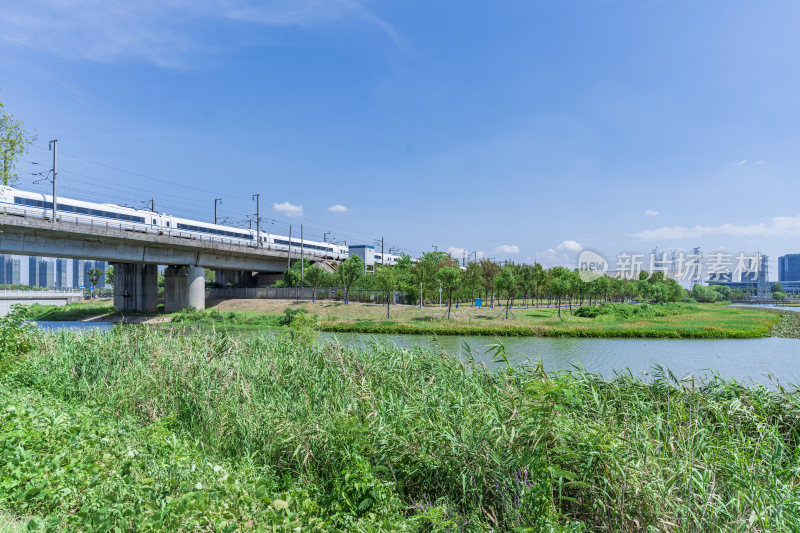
[207,286,404,304]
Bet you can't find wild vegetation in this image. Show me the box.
[1,315,799,530]
[21,299,114,321]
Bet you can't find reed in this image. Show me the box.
[2,324,799,530]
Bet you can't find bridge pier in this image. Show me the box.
[164,265,206,312]
[112,263,158,313]
[214,269,254,288]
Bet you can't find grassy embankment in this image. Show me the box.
[22,299,115,321]
[0,314,798,531]
[197,300,781,338]
[21,298,788,338]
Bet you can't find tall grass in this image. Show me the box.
[6,326,800,530]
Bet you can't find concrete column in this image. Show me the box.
[165,265,206,312]
[214,270,255,288]
[112,263,158,313]
[256,272,282,287]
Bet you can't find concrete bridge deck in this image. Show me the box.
[0,207,327,313]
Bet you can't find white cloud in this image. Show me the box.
[0,0,401,67]
[555,240,582,253]
[493,244,520,255]
[645,209,659,216]
[447,247,485,260]
[273,201,303,217]
[327,204,349,213]
[735,159,747,167]
[756,160,765,164]
[533,240,582,267]
[631,215,800,241]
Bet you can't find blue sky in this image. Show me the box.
[2,0,800,276]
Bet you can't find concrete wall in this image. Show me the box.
[0,292,84,316]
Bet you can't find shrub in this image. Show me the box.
[0,306,33,369]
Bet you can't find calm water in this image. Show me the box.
[320,332,800,388]
[32,313,800,388]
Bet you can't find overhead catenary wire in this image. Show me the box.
[21,146,428,255]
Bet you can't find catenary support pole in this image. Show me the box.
[49,139,57,223]
[287,225,292,271]
[252,194,260,247]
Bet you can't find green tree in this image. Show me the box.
[87,268,102,297]
[771,282,784,294]
[479,258,501,307]
[375,266,398,319]
[0,99,37,186]
[462,262,482,306]
[548,266,572,318]
[434,266,461,320]
[710,285,732,301]
[494,265,516,319]
[204,268,214,286]
[518,264,536,308]
[304,265,327,302]
[337,255,364,304]
[283,259,312,288]
[105,266,114,287]
[532,262,545,306]
[412,251,454,306]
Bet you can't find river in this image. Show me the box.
[33,304,800,388]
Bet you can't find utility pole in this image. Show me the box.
[300,224,304,296]
[419,282,423,309]
[323,231,330,243]
[287,225,292,271]
[432,244,438,252]
[252,194,260,247]
[463,250,466,267]
[381,236,384,266]
[150,198,155,212]
[214,198,222,224]
[49,140,57,223]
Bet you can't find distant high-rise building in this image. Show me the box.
[740,258,758,282]
[55,258,68,288]
[28,257,41,288]
[94,261,107,288]
[4,256,21,286]
[38,259,55,288]
[73,259,86,288]
[779,254,800,282]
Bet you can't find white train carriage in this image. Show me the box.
[374,252,402,266]
[264,233,348,260]
[167,215,255,245]
[0,186,157,229]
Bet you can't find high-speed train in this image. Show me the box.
[0,186,349,260]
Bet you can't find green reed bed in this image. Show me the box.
[2,322,800,531]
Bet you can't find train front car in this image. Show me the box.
[1,186,155,228]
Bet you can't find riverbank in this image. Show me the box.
[187,300,785,338]
[20,299,792,338]
[2,319,799,530]
[2,321,799,530]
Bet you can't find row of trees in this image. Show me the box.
[276,251,687,319]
